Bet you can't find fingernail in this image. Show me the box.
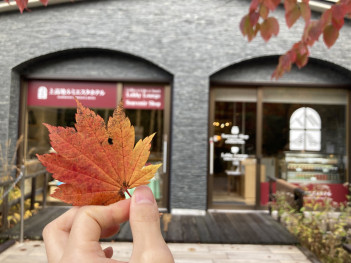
[134,186,155,204]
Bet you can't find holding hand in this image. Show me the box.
[43,186,174,263]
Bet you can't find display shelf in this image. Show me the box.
[288,180,340,184]
[279,152,344,184]
[287,171,340,182]
[287,163,337,172]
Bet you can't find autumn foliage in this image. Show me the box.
[37,100,161,206]
[4,0,48,13]
[7,0,351,79]
[240,0,351,79]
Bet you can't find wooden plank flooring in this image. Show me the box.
[0,207,298,245]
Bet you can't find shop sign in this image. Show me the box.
[221,126,250,145]
[296,183,348,204]
[221,133,249,145]
[221,126,250,171]
[123,86,164,110]
[27,80,117,108]
[221,152,248,161]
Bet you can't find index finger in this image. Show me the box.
[68,198,130,247]
[43,207,80,263]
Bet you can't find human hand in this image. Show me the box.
[43,185,174,263]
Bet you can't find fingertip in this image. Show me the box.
[132,185,155,205]
[130,186,159,223]
[129,185,162,249]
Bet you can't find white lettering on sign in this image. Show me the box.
[123,86,164,109]
[143,90,161,100]
[28,80,117,108]
[126,90,142,99]
[221,133,249,145]
[48,88,106,97]
[56,95,97,101]
[221,152,248,161]
[125,99,148,107]
[37,86,48,100]
[220,126,250,164]
[148,100,161,108]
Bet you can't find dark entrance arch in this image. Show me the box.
[12,48,173,209]
[208,56,351,209]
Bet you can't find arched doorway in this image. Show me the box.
[15,48,173,209]
[208,56,351,210]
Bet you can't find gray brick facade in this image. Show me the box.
[1,0,351,211]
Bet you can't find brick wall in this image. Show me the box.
[1,0,351,210]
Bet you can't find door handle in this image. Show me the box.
[210,137,214,175]
[163,137,167,174]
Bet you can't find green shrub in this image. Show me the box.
[272,185,351,263]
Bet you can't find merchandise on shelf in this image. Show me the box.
[279,152,344,184]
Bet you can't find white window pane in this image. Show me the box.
[305,107,321,129]
[305,130,321,151]
[290,108,305,129]
[290,130,305,150]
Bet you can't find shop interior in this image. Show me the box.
[211,87,348,207]
[26,106,166,206]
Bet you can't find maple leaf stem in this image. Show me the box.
[126,189,132,198]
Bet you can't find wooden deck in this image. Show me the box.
[0,207,298,245]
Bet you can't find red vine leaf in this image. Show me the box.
[40,0,48,5]
[331,4,345,30]
[240,13,259,41]
[300,1,311,23]
[295,42,309,68]
[14,0,28,13]
[6,0,48,13]
[262,0,281,11]
[323,24,339,48]
[285,1,300,28]
[259,4,269,19]
[260,17,279,42]
[250,0,260,12]
[244,0,351,79]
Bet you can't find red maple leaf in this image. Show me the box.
[37,100,161,206]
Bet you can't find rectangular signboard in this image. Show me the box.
[28,80,117,108]
[123,85,164,110]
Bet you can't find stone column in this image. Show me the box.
[169,74,209,213]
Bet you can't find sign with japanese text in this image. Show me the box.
[123,85,164,110]
[27,80,117,108]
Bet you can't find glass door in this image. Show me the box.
[121,84,170,209]
[262,87,348,204]
[209,88,259,208]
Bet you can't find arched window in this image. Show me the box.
[289,107,321,151]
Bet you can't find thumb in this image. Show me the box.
[129,186,174,263]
